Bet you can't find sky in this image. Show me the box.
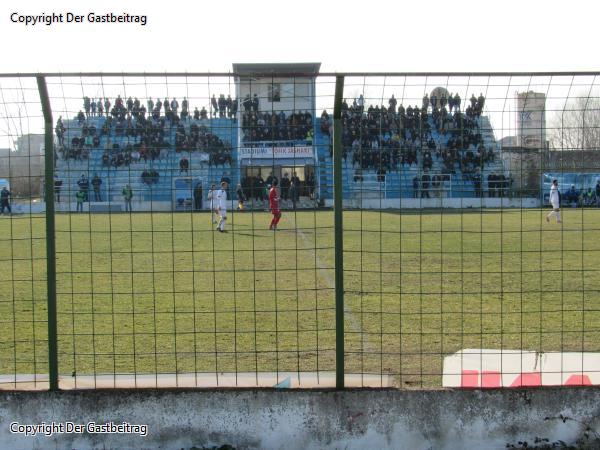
[0,0,598,148]
[1,0,598,73]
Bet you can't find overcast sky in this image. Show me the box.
[0,0,598,148]
[1,0,598,73]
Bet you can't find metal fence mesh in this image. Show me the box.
[0,72,599,389]
[0,77,48,389]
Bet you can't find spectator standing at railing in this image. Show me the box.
[75,190,85,213]
[357,94,364,112]
[473,170,482,198]
[181,97,188,119]
[243,94,252,112]
[230,96,238,119]
[289,180,298,209]
[306,129,313,144]
[54,176,62,203]
[55,116,65,146]
[470,94,477,109]
[430,93,437,111]
[565,185,579,207]
[225,95,233,118]
[266,171,278,188]
[477,93,485,115]
[122,184,133,212]
[0,186,12,215]
[77,174,89,201]
[163,98,171,121]
[497,173,506,197]
[252,94,259,112]
[218,95,227,118]
[422,93,429,111]
[91,174,102,201]
[412,176,419,198]
[236,184,246,211]
[583,188,595,206]
[179,156,189,174]
[453,93,461,112]
[211,95,218,117]
[440,94,447,110]
[171,98,179,116]
[193,182,203,211]
[90,98,97,116]
[290,172,300,196]
[83,96,91,117]
[432,173,441,197]
[104,98,111,117]
[97,99,103,117]
[280,173,291,201]
[306,173,315,199]
[421,172,430,198]
[388,95,397,113]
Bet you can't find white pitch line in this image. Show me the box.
[295,227,378,355]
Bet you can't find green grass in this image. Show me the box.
[1,208,599,388]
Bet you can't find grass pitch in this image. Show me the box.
[1,208,599,388]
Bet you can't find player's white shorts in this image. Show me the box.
[551,202,560,210]
[218,209,227,219]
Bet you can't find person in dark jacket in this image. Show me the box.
[421,173,430,198]
[193,182,203,211]
[1,186,11,214]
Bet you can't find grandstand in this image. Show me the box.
[55,109,506,211]
[53,67,509,211]
[315,113,504,201]
[56,114,238,210]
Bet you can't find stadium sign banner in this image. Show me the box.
[238,146,313,159]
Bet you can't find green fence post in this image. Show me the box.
[333,75,345,389]
[37,75,58,391]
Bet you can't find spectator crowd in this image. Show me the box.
[57,94,237,185]
[320,92,495,189]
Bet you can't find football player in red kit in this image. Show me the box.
[269,180,282,230]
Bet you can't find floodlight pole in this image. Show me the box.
[37,75,58,391]
[333,75,345,389]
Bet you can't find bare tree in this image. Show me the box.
[550,94,600,150]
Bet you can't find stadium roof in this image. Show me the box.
[232,63,321,76]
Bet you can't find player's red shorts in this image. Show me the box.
[271,209,281,216]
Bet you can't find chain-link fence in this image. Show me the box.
[0,72,599,389]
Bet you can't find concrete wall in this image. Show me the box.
[1,388,599,450]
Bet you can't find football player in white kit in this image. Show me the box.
[216,181,229,232]
[546,179,562,224]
